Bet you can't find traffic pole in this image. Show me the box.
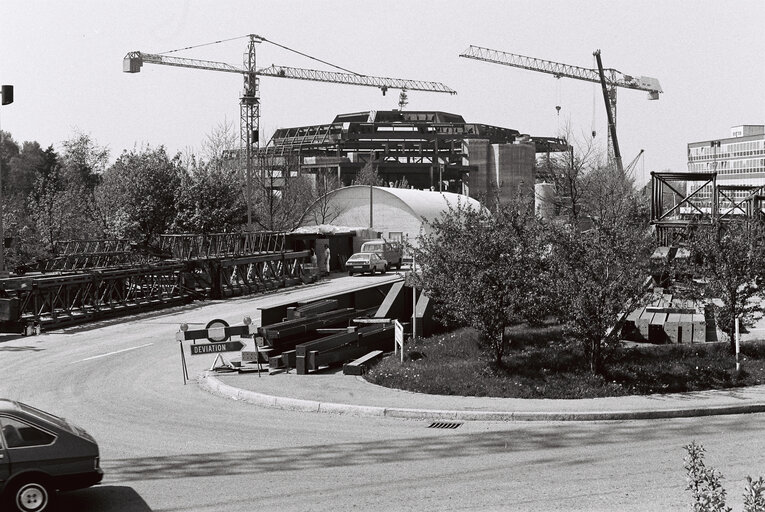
[735,317,740,372]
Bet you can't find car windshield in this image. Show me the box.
[16,401,74,433]
[349,253,370,261]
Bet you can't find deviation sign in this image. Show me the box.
[190,340,245,355]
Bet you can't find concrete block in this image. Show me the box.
[637,309,653,340]
[679,314,694,344]
[649,313,668,343]
[296,355,307,375]
[692,313,706,343]
[622,307,643,339]
[665,313,683,344]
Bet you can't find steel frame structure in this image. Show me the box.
[0,233,310,332]
[650,172,765,246]
[258,110,567,191]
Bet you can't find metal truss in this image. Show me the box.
[459,45,662,95]
[717,184,765,219]
[7,262,186,330]
[157,232,286,260]
[1,232,309,332]
[649,172,765,245]
[650,171,716,246]
[41,239,135,272]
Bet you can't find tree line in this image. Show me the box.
[0,125,342,271]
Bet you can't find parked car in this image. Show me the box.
[1,399,103,512]
[345,252,387,275]
[360,240,403,270]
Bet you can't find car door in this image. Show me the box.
[0,418,12,487]
[0,415,58,476]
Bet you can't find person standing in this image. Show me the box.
[324,245,331,274]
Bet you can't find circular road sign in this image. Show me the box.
[204,318,230,342]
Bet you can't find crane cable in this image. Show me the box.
[259,37,363,76]
[158,34,363,76]
[158,35,249,55]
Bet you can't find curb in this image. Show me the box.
[198,372,765,422]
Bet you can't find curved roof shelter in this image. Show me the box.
[298,186,483,245]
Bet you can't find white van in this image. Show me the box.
[360,240,403,270]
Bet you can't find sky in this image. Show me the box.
[1,0,764,186]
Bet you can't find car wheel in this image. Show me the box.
[348,271,353,276]
[10,478,52,512]
[370,267,375,275]
[380,266,385,274]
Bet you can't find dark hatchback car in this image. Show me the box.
[0,399,103,512]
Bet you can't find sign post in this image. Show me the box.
[394,319,404,362]
[175,316,256,384]
[735,317,740,372]
[411,252,416,341]
[179,337,189,385]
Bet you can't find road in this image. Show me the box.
[1,273,764,511]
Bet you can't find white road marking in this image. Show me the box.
[69,343,154,364]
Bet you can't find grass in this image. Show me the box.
[365,325,765,399]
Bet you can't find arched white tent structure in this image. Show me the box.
[298,186,484,246]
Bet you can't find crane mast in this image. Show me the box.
[593,49,623,173]
[124,35,456,229]
[459,45,661,173]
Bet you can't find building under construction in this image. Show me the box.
[258,110,567,202]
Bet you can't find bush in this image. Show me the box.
[684,441,765,512]
[366,327,765,399]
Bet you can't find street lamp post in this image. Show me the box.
[0,85,15,276]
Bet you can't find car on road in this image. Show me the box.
[345,252,387,275]
[0,399,103,512]
[360,239,404,270]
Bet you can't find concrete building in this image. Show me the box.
[259,110,566,205]
[461,138,536,202]
[687,125,765,206]
[297,185,484,250]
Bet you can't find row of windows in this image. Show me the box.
[688,160,765,174]
[689,149,765,161]
[688,139,765,161]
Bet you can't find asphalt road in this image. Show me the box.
[2,273,764,511]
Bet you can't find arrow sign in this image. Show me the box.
[190,340,245,355]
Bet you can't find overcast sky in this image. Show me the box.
[2,0,763,185]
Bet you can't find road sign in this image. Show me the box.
[394,319,404,362]
[190,340,245,355]
[205,318,230,342]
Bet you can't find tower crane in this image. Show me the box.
[124,34,457,228]
[459,45,662,174]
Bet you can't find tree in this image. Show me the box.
[60,130,109,191]
[414,193,549,365]
[201,118,239,164]
[548,165,652,373]
[537,125,601,226]
[685,217,765,353]
[302,171,344,225]
[28,134,109,249]
[353,160,384,187]
[250,153,313,232]
[8,141,47,200]
[95,145,182,242]
[173,159,246,233]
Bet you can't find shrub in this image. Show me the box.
[684,441,765,512]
